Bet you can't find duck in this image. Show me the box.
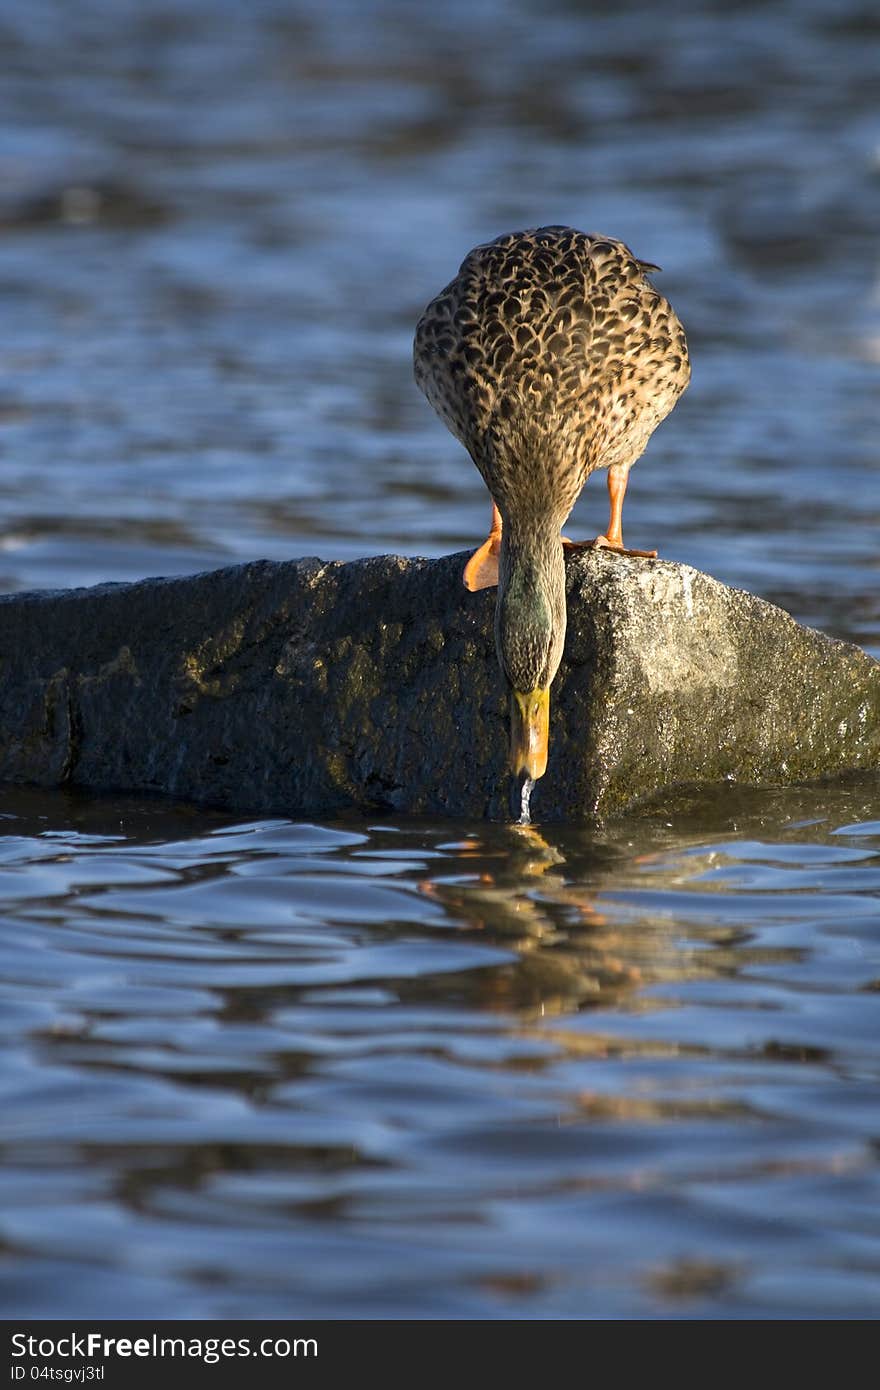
[413,226,690,816]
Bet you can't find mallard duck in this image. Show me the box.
[413,226,690,813]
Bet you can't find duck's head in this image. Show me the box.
[494,522,567,790]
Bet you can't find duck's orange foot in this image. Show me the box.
[562,535,658,560]
[463,530,501,590]
[464,502,503,591]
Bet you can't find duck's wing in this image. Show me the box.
[414,227,689,490]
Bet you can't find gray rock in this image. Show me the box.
[0,550,877,821]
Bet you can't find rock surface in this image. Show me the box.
[0,551,877,821]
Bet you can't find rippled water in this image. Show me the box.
[2,783,880,1318]
[1,0,880,1319]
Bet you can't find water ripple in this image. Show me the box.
[0,779,877,1316]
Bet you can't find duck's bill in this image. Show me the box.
[510,687,550,782]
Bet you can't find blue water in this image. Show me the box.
[0,0,879,1319]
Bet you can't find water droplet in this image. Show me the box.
[518,776,534,826]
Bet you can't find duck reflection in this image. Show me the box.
[413,805,813,1025]
[417,822,650,1018]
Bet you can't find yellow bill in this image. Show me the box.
[510,687,550,781]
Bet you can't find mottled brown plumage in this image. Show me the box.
[413,225,690,808]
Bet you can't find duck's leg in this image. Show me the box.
[463,500,502,591]
[563,464,657,559]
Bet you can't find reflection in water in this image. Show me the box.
[416,798,831,1026]
[6,782,879,1317]
[419,821,638,1015]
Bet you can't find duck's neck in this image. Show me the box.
[495,514,567,693]
[499,513,564,593]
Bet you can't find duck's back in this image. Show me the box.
[414,226,690,511]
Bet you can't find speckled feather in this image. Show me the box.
[413,225,690,530]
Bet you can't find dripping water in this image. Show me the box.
[518,775,535,826]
